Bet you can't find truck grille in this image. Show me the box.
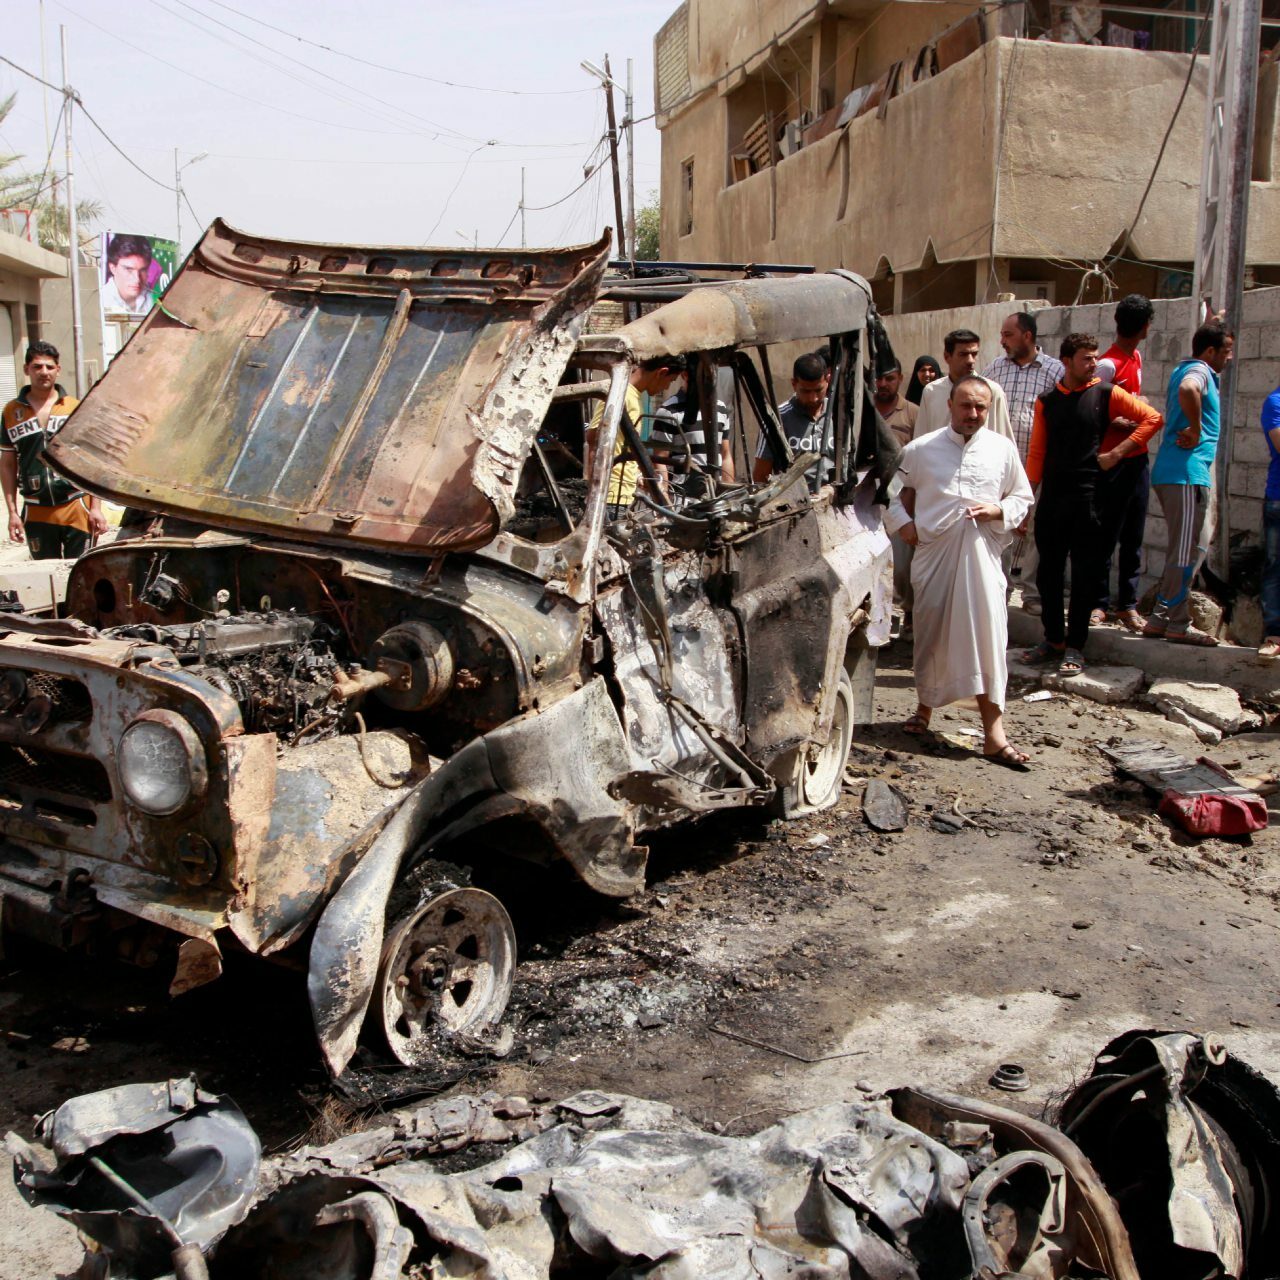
[0,743,112,803]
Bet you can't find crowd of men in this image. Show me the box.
[889,299,1280,770]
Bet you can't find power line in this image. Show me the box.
[1104,18,1211,271]
[77,101,175,190]
[154,0,480,149]
[52,0,443,140]
[197,0,598,97]
[423,142,494,244]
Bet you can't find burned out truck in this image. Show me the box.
[0,223,894,1075]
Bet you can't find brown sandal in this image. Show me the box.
[903,713,932,736]
[1115,608,1145,633]
[1167,627,1219,647]
[985,743,1031,771]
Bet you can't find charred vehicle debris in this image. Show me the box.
[0,222,897,1075]
[11,1029,1280,1279]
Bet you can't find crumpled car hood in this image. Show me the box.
[48,221,609,556]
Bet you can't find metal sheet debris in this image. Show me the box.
[1099,738,1269,835]
[12,1030,1280,1279]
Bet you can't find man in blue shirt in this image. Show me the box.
[1143,321,1235,645]
[1262,382,1280,658]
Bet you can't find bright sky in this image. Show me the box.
[1,0,673,257]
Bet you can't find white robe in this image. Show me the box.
[914,375,1015,444]
[884,426,1033,709]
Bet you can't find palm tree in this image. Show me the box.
[0,91,102,256]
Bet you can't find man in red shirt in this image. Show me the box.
[1092,294,1154,631]
[1022,332,1162,676]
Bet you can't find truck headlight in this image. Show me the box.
[119,711,208,815]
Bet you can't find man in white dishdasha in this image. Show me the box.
[885,376,1034,769]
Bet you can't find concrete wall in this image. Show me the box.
[882,299,1048,379]
[884,286,1280,597]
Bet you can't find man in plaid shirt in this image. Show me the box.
[983,312,1064,612]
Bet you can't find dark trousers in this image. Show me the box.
[25,519,90,560]
[1035,491,1103,651]
[1093,454,1150,612]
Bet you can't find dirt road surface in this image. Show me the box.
[3,638,1278,1277]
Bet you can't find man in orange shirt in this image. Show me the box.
[1021,332,1162,676]
[1,342,106,559]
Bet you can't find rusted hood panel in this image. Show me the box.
[49,221,610,555]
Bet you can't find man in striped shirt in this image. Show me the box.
[983,312,1064,613]
[650,374,734,503]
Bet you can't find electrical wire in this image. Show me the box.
[173,0,594,147]
[196,0,597,96]
[423,142,494,244]
[1103,14,1211,271]
[155,0,518,150]
[0,96,65,213]
[52,0,445,140]
[76,100,175,190]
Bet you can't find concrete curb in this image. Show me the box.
[1007,607,1280,704]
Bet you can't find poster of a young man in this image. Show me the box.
[99,232,178,318]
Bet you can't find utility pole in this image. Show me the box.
[625,57,636,264]
[60,26,84,398]
[175,151,208,257]
[582,58,628,263]
[1191,0,1262,578]
[520,167,526,248]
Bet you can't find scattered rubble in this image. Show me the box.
[11,1030,1280,1279]
[1100,739,1270,837]
[1149,677,1247,734]
[1043,663,1145,704]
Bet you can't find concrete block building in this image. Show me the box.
[653,0,1280,313]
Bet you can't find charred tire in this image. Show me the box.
[776,666,854,818]
[376,877,516,1067]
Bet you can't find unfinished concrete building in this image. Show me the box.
[653,0,1280,312]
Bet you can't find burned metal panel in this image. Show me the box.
[225,731,430,957]
[615,272,871,362]
[47,221,610,556]
[593,550,740,786]
[722,501,841,762]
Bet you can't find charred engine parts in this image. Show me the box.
[1058,1029,1280,1278]
[368,621,454,712]
[989,1062,1031,1092]
[13,1031,1280,1280]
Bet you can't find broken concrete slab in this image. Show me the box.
[1042,664,1145,704]
[1007,607,1280,703]
[1149,678,1244,733]
[1157,701,1223,745]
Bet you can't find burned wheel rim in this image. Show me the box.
[377,887,515,1066]
[798,670,853,811]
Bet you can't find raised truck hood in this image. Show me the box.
[49,222,610,555]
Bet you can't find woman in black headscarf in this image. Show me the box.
[905,355,941,406]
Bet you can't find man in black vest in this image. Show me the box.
[1021,333,1162,676]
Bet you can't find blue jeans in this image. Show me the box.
[1264,499,1280,638]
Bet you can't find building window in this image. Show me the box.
[679,158,694,237]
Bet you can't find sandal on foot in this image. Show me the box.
[1021,640,1065,665]
[1141,621,1167,638]
[1116,608,1146,633]
[1259,636,1280,660]
[903,713,932,736]
[1167,627,1219,647]
[1058,648,1086,676]
[985,743,1031,771]
[1089,608,1108,626]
